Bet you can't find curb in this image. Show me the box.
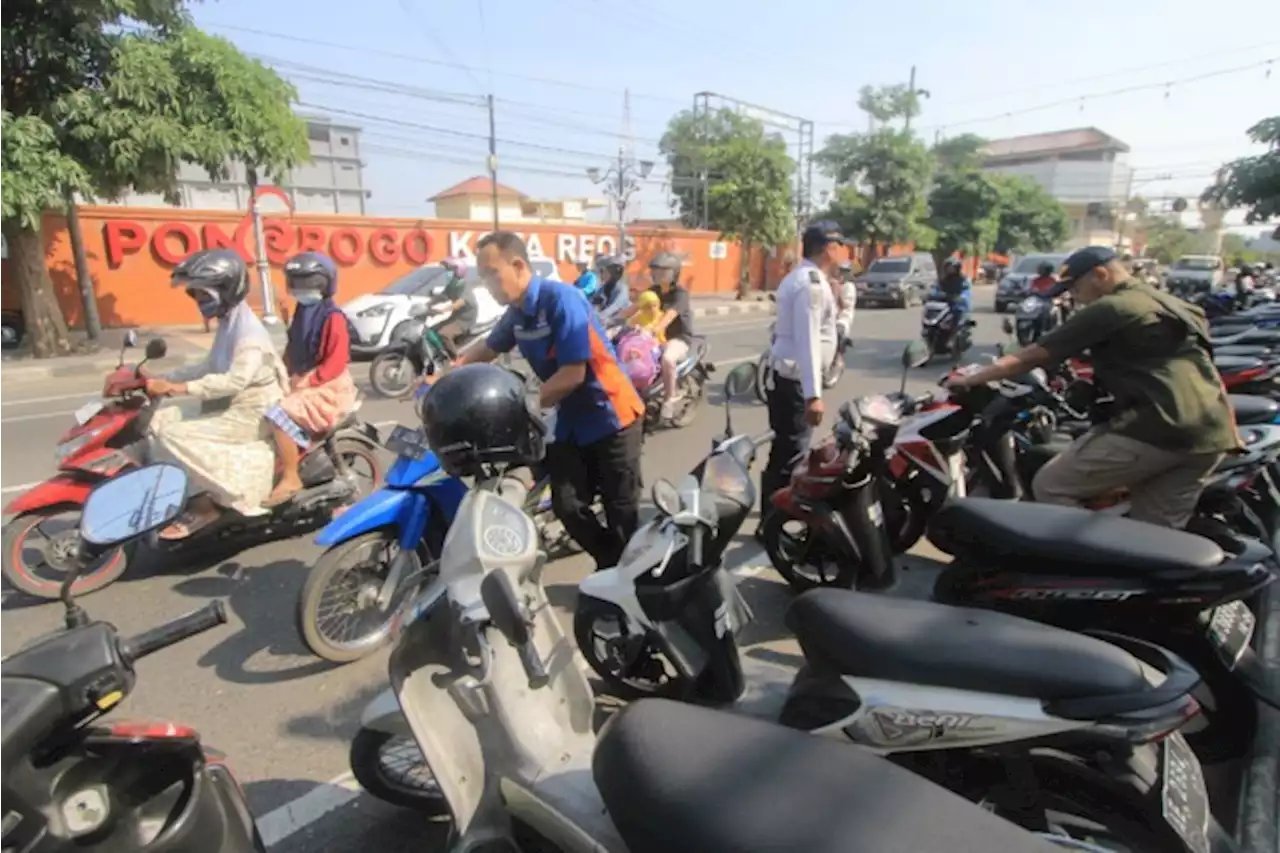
[1239,583,1279,853]
[694,301,774,318]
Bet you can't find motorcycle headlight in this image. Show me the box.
[1018,297,1042,313]
[54,426,106,465]
[357,303,394,319]
[479,495,534,561]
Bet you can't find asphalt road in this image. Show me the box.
[0,303,1008,851]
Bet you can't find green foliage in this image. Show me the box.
[814,128,933,248]
[1141,216,1208,264]
[932,134,988,170]
[1202,116,1280,224]
[925,169,1002,260]
[1221,232,1280,264]
[659,108,794,248]
[0,113,92,230]
[857,84,925,125]
[989,174,1071,255]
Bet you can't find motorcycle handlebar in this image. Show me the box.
[118,601,227,665]
[751,430,775,449]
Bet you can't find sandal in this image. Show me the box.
[262,485,303,508]
[157,510,219,541]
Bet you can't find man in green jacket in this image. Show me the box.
[948,246,1240,528]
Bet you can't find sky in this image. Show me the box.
[190,0,1280,232]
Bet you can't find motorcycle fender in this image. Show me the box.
[3,475,94,516]
[314,488,428,550]
[360,688,412,736]
[335,422,381,448]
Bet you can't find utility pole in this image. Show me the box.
[246,168,278,325]
[904,66,930,133]
[486,94,500,232]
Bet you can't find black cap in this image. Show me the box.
[802,220,852,256]
[1058,245,1118,288]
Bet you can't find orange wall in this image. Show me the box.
[1,207,746,329]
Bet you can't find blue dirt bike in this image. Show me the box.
[295,414,580,663]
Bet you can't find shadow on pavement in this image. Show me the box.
[172,558,344,685]
[282,680,387,743]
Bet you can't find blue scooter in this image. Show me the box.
[295,424,469,663]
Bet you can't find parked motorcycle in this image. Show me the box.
[367,301,498,398]
[1,464,264,852]
[574,363,765,698]
[297,404,591,664]
[348,430,1111,852]
[919,296,974,363]
[2,333,383,600]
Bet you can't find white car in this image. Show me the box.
[344,259,561,357]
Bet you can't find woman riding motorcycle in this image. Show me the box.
[592,254,632,324]
[435,256,479,359]
[143,249,289,539]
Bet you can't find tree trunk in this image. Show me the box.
[737,238,752,298]
[3,221,71,358]
[64,193,102,342]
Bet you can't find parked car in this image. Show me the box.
[1165,254,1223,296]
[343,259,560,358]
[855,253,937,308]
[993,252,1070,312]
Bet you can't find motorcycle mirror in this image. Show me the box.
[144,338,167,360]
[80,464,189,548]
[902,340,929,370]
[723,362,756,400]
[995,342,1006,358]
[1001,317,1014,334]
[480,569,530,646]
[651,478,681,516]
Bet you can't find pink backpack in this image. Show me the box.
[616,329,659,391]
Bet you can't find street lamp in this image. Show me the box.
[588,148,654,260]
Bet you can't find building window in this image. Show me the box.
[340,164,355,171]
[307,124,329,143]
[338,135,350,146]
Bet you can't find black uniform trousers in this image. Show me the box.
[547,419,644,571]
[761,375,812,522]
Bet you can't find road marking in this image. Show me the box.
[2,410,76,424]
[1,391,100,407]
[256,772,362,848]
[1,481,41,495]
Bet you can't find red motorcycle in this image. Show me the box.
[3,334,384,600]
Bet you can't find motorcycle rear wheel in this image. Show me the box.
[296,530,427,663]
[368,351,418,398]
[2,504,133,599]
[349,728,448,814]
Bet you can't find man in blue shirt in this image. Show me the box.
[457,232,645,570]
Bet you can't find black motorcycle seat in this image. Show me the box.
[1231,394,1280,425]
[788,590,1145,699]
[593,699,1061,853]
[930,498,1224,573]
[1214,354,1266,371]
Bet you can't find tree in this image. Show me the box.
[2,2,309,357]
[814,128,933,251]
[1202,116,1280,224]
[924,169,1002,265]
[1140,216,1205,264]
[857,84,925,126]
[989,174,1072,255]
[932,134,988,170]
[659,108,794,290]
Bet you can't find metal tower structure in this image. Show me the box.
[691,91,815,229]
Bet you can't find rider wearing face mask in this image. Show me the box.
[946,245,1240,528]
[143,249,290,539]
[262,252,358,506]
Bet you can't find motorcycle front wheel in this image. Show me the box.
[368,351,418,398]
[573,598,685,700]
[759,512,856,592]
[349,728,448,814]
[754,352,772,403]
[296,530,429,663]
[2,504,133,599]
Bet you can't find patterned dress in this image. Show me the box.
[150,341,288,516]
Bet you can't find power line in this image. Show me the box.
[203,20,688,104]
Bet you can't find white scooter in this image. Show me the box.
[347,437,1086,853]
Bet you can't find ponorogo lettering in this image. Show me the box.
[103,219,435,269]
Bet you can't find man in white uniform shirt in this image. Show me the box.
[759,220,848,527]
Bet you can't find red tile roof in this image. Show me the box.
[429,176,526,201]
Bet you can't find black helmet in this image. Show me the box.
[284,251,338,298]
[942,257,962,274]
[417,364,546,476]
[649,251,683,282]
[598,254,625,273]
[171,249,249,318]
[1037,261,1055,277]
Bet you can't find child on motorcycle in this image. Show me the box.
[143,249,289,539]
[262,252,358,506]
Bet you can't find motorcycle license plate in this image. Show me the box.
[384,425,429,461]
[74,401,104,425]
[1207,599,1256,669]
[1160,732,1210,853]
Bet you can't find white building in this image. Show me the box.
[981,127,1133,249]
[107,115,369,215]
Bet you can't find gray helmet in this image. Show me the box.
[597,254,625,273]
[648,251,682,281]
[171,248,249,317]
